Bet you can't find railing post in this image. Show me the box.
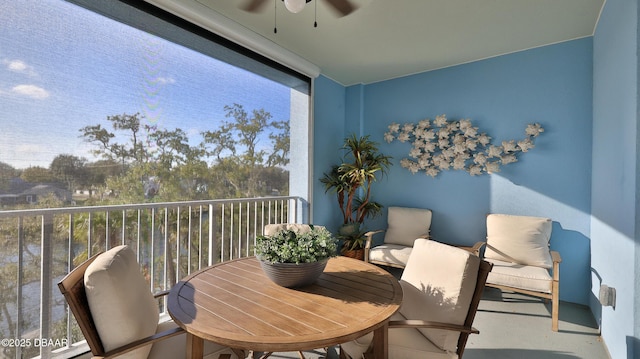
[136,210,142,263]
[288,198,296,223]
[198,205,203,269]
[163,207,169,290]
[187,206,192,274]
[105,211,110,250]
[208,204,218,266]
[87,212,93,257]
[151,208,156,293]
[229,203,234,260]
[66,214,74,349]
[121,210,127,246]
[16,217,24,359]
[40,214,53,359]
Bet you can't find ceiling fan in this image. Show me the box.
[242,0,358,17]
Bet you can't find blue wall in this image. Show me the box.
[592,0,639,357]
[314,38,594,306]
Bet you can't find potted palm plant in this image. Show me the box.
[320,134,392,259]
[255,225,338,287]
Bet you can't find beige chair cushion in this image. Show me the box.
[84,245,159,359]
[340,312,457,359]
[485,214,553,269]
[485,258,553,293]
[400,239,479,352]
[368,244,412,267]
[263,223,325,236]
[383,207,432,247]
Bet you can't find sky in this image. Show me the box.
[0,0,291,169]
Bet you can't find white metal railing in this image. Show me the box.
[0,196,308,359]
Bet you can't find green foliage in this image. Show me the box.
[320,134,392,250]
[73,104,290,203]
[20,166,56,183]
[255,226,338,264]
[337,222,367,251]
[202,103,289,198]
[50,154,88,191]
[320,134,392,225]
[0,162,18,191]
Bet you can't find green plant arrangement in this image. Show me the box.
[255,225,338,264]
[255,225,338,288]
[320,134,392,258]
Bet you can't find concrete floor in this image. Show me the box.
[464,288,609,359]
[257,287,610,359]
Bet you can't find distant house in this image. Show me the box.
[0,178,71,206]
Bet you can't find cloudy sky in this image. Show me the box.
[0,0,290,169]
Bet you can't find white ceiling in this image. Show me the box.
[184,0,604,86]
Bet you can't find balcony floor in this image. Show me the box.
[70,273,610,359]
[257,288,610,359]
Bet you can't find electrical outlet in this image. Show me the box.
[599,285,616,308]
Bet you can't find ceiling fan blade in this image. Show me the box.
[242,0,270,12]
[324,0,357,17]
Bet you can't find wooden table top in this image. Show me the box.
[168,256,403,353]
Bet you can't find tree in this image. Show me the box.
[79,113,145,167]
[201,103,289,198]
[78,106,290,202]
[0,162,18,191]
[20,166,56,183]
[268,120,290,167]
[50,154,87,192]
[80,113,210,203]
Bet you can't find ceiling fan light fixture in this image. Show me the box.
[284,0,306,13]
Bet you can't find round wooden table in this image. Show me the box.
[168,256,403,359]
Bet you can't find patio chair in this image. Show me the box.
[481,213,561,331]
[364,206,432,268]
[58,245,239,359]
[340,238,492,359]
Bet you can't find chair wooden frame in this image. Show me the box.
[57,252,232,359]
[479,242,562,331]
[363,230,431,269]
[340,259,493,359]
[363,230,400,268]
[447,241,486,257]
[362,207,433,269]
[365,234,485,268]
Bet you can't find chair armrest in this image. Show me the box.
[364,230,385,250]
[469,241,486,256]
[551,250,561,282]
[98,326,185,358]
[448,241,485,256]
[389,320,479,334]
[363,230,384,263]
